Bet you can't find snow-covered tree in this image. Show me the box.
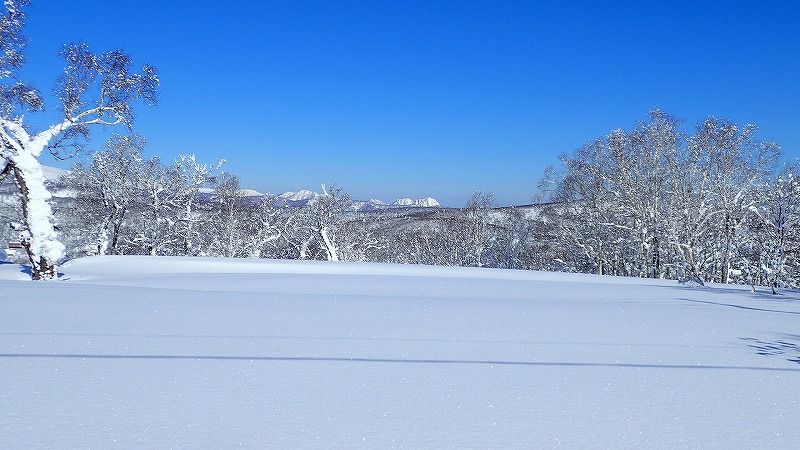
[127,156,179,256]
[544,139,620,275]
[64,135,146,255]
[239,194,284,258]
[206,172,249,258]
[459,191,495,267]
[0,1,158,278]
[609,111,678,278]
[741,166,800,293]
[538,110,784,286]
[298,185,351,261]
[494,207,533,270]
[701,119,779,283]
[172,154,223,255]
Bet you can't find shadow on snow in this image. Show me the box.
[0,352,798,372]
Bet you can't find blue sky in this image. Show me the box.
[21,0,800,206]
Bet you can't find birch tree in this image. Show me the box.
[64,134,146,255]
[127,156,179,256]
[299,185,350,261]
[460,191,495,267]
[172,154,223,255]
[0,1,158,278]
[695,118,779,283]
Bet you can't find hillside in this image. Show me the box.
[1,257,798,447]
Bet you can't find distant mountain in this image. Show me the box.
[275,190,319,207]
[351,199,389,212]
[393,197,440,208]
[41,166,68,182]
[275,190,441,211]
[1,168,443,210]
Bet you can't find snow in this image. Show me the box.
[278,189,317,202]
[236,188,263,197]
[416,196,440,207]
[393,196,440,207]
[197,187,262,197]
[351,198,390,211]
[1,256,799,447]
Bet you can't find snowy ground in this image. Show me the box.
[1,256,799,448]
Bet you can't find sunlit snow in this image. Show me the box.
[1,256,798,447]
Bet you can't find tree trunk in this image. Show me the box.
[720,212,740,284]
[9,155,64,280]
[320,226,339,261]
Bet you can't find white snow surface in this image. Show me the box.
[1,256,799,448]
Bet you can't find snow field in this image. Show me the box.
[1,256,799,447]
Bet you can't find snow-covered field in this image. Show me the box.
[1,256,799,448]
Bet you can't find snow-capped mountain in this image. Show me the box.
[351,199,389,212]
[351,197,440,211]
[274,190,440,210]
[41,166,68,183]
[275,190,319,207]
[236,189,263,197]
[392,197,440,208]
[1,167,442,210]
[197,187,264,197]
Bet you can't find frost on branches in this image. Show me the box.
[0,0,157,279]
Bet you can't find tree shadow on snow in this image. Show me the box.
[0,352,799,372]
[653,283,800,304]
[676,297,800,315]
[741,336,800,365]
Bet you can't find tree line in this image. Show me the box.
[39,136,526,270]
[33,107,797,294]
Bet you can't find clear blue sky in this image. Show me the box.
[22,0,800,206]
